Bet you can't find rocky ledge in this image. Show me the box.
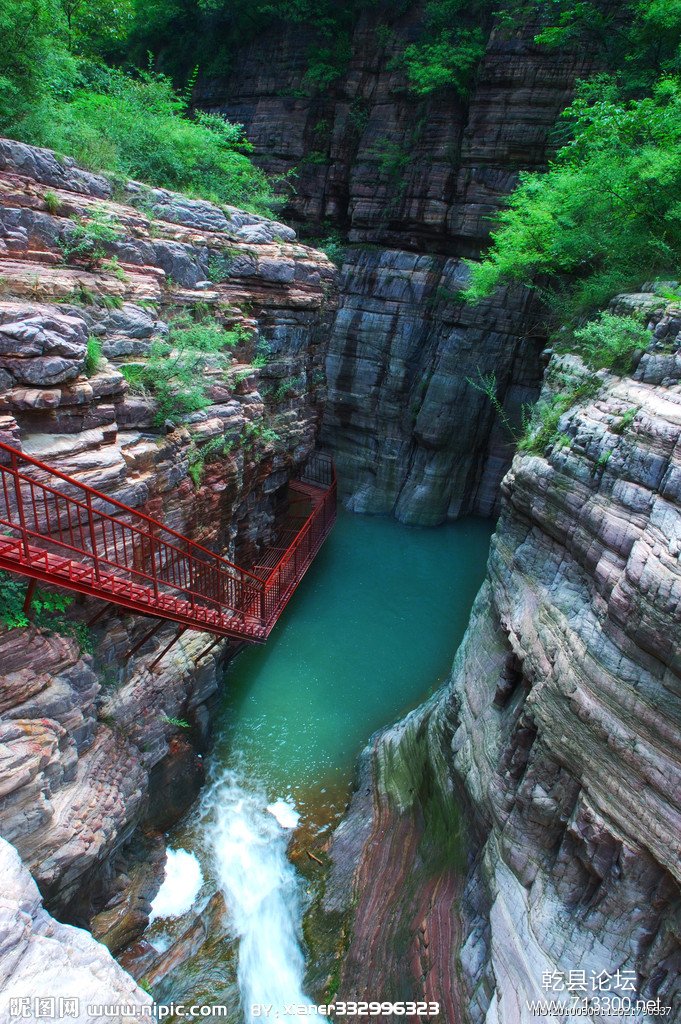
[0,137,335,954]
[0,836,151,1020]
[312,294,680,1021]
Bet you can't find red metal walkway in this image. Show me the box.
[0,442,336,643]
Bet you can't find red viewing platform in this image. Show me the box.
[0,441,336,644]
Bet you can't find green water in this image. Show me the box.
[212,508,493,826]
[150,509,493,1012]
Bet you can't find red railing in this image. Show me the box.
[259,457,337,628]
[0,442,336,642]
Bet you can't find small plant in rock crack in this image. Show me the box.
[99,666,122,689]
[569,313,651,375]
[274,375,304,401]
[161,714,191,729]
[58,210,125,269]
[612,407,639,435]
[43,190,61,215]
[241,419,281,452]
[187,434,236,486]
[207,250,239,283]
[466,371,521,443]
[84,336,104,376]
[121,314,249,427]
[102,256,129,281]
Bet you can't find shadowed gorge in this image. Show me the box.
[0,2,679,1022]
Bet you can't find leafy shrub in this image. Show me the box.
[59,210,124,267]
[168,315,246,353]
[102,255,128,280]
[464,78,681,319]
[43,189,61,214]
[367,138,411,179]
[242,420,281,451]
[317,231,346,267]
[518,375,601,454]
[0,570,91,650]
[302,35,352,92]
[518,397,566,455]
[571,313,650,374]
[187,434,235,486]
[612,407,639,435]
[17,65,277,215]
[274,375,303,401]
[401,29,486,96]
[122,315,246,426]
[206,251,236,283]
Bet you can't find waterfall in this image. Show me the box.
[204,770,309,1021]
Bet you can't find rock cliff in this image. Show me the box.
[0,138,335,940]
[0,836,151,1021]
[196,3,603,523]
[314,296,681,1021]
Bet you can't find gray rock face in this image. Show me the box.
[320,249,542,524]
[197,5,606,522]
[0,139,112,199]
[321,296,681,1021]
[0,836,151,1022]
[0,307,87,384]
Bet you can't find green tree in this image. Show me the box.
[0,0,71,131]
[464,78,681,319]
[59,0,134,55]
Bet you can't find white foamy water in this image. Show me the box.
[205,771,308,1020]
[266,798,301,830]
[149,847,203,923]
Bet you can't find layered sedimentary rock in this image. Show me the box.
[317,297,681,1021]
[0,138,335,931]
[0,836,151,1020]
[197,3,603,522]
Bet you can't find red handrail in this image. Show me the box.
[0,442,336,642]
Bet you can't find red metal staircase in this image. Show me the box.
[0,441,336,644]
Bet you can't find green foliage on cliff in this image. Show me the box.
[122,315,246,426]
[392,0,488,96]
[518,373,600,455]
[0,570,92,650]
[500,0,681,92]
[84,336,104,375]
[59,210,124,267]
[0,0,276,213]
[463,1,681,319]
[571,312,650,374]
[464,78,681,318]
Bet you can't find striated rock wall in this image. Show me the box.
[196,3,603,523]
[0,836,151,1021]
[317,296,681,1021]
[0,138,335,936]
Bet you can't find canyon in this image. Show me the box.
[0,0,679,1021]
[197,2,600,524]
[197,4,679,1019]
[311,304,681,1019]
